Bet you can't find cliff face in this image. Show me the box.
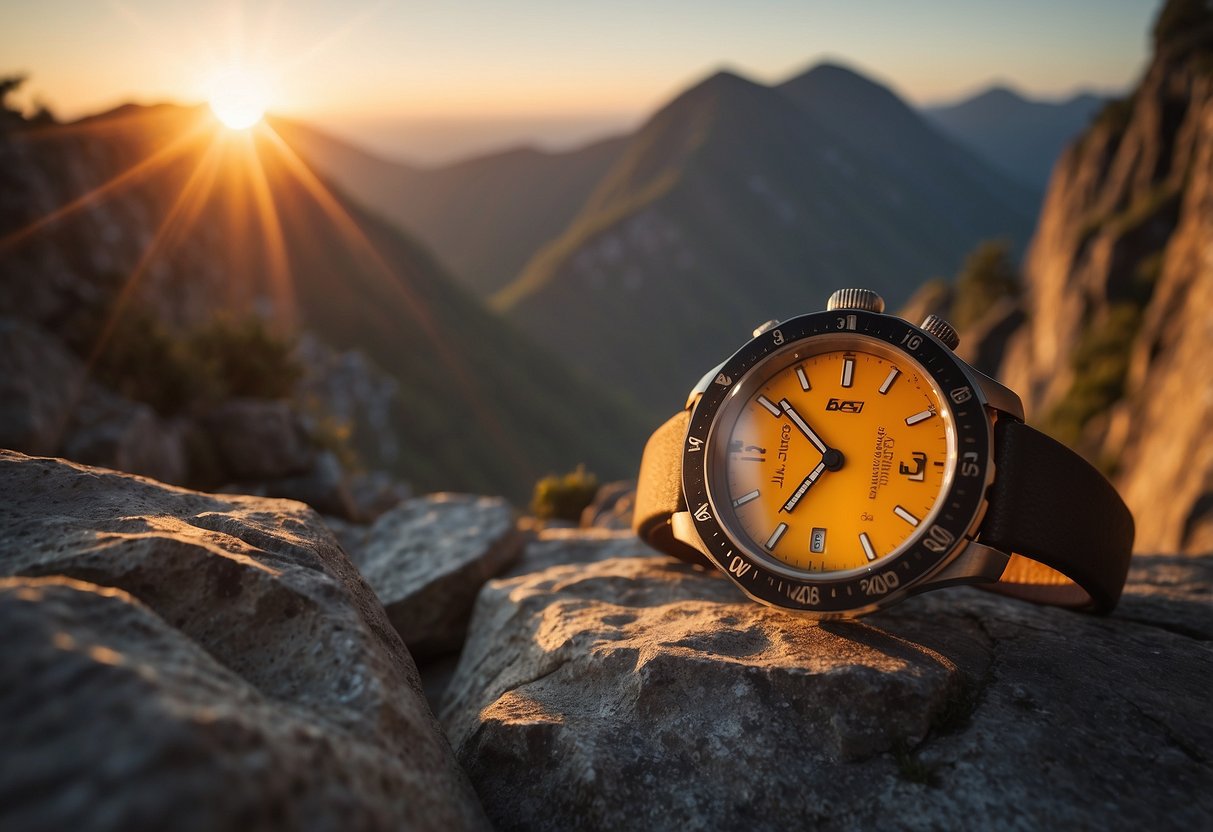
[998,6,1213,552]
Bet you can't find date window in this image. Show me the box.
[810,527,827,554]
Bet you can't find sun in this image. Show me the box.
[207,67,270,130]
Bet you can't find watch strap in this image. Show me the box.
[978,419,1134,613]
[633,410,713,567]
[634,408,1135,612]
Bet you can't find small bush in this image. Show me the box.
[1042,303,1142,448]
[191,317,302,400]
[91,308,302,417]
[531,465,599,521]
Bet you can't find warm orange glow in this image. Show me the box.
[241,127,296,327]
[0,113,209,254]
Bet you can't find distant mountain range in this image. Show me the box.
[271,120,627,298]
[923,86,1108,192]
[1,104,647,498]
[286,62,1041,418]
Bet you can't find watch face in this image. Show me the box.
[715,339,952,575]
[682,309,992,615]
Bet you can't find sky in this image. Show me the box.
[2,0,1160,164]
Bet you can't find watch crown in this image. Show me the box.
[752,319,780,338]
[920,314,961,350]
[826,288,885,314]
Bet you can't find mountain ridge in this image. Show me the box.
[493,61,1035,416]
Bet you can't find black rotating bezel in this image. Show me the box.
[681,309,992,614]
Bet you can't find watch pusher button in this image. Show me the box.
[752,319,781,338]
[826,288,885,313]
[920,314,961,350]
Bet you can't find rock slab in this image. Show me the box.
[350,494,521,660]
[0,451,488,832]
[442,535,1213,832]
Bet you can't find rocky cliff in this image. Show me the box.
[997,1,1213,552]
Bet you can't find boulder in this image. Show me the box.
[504,526,651,578]
[226,450,358,520]
[63,385,189,485]
[201,398,314,481]
[0,451,488,832]
[579,480,637,531]
[350,494,521,660]
[442,542,1213,831]
[0,318,83,454]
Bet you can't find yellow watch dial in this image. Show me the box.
[718,344,952,573]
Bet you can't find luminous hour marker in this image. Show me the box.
[859,532,877,561]
[732,489,760,508]
[765,522,789,550]
[893,505,921,527]
[841,356,855,388]
[757,395,782,417]
[905,409,935,426]
[879,367,900,395]
[796,366,811,391]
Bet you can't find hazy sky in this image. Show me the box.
[3,0,1159,163]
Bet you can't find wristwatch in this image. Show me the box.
[633,288,1134,616]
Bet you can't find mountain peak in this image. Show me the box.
[682,67,763,98]
[776,61,912,121]
[971,85,1029,106]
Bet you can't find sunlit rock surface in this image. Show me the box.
[442,533,1212,831]
[0,451,488,832]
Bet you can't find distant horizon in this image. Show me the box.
[3,0,1155,165]
[30,59,1132,168]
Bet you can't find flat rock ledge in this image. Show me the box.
[0,451,488,832]
[442,536,1213,832]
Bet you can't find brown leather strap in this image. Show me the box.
[632,410,712,567]
[977,419,1134,613]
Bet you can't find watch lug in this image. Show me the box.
[913,540,1009,593]
[670,511,709,555]
[972,368,1025,421]
[686,358,729,410]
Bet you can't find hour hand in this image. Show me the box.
[779,398,828,453]
[780,460,827,513]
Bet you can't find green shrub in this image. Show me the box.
[531,465,600,521]
[92,311,214,416]
[91,309,301,416]
[190,317,301,400]
[1042,303,1142,448]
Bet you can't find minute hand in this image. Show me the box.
[779,399,829,453]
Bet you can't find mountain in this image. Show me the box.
[493,64,1036,417]
[924,86,1107,192]
[271,119,627,297]
[986,0,1213,553]
[0,103,647,499]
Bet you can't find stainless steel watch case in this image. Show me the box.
[670,307,1024,617]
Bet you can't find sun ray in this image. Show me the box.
[259,125,534,478]
[42,130,225,452]
[0,112,210,254]
[80,132,225,378]
[242,127,296,329]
